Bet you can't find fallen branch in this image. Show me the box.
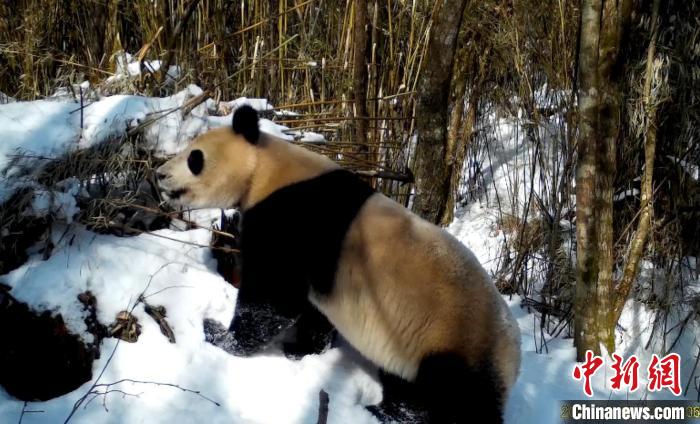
[92,379,219,407]
[353,169,413,183]
[142,298,176,343]
[159,0,203,84]
[18,402,44,424]
[316,390,329,424]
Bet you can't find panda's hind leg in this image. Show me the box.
[416,352,505,424]
[366,370,429,423]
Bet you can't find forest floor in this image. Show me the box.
[0,78,697,423]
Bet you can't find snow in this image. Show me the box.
[0,100,79,173]
[452,201,699,424]
[224,97,274,112]
[294,131,327,144]
[0,225,381,424]
[666,155,700,181]
[25,178,82,223]
[0,85,312,208]
[274,109,301,117]
[613,188,640,202]
[0,91,15,104]
[107,52,181,84]
[0,86,300,180]
[1,209,695,423]
[448,111,700,422]
[1,81,697,423]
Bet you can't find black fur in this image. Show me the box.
[207,212,335,358]
[366,371,429,423]
[281,303,336,359]
[368,352,505,424]
[228,169,374,353]
[232,105,260,144]
[187,149,204,175]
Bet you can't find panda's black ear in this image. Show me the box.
[232,105,260,144]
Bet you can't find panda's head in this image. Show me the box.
[156,105,260,209]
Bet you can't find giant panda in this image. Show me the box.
[156,105,520,423]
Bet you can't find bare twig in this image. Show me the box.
[93,379,220,407]
[316,390,329,424]
[18,402,44,424]
[158,0,203,84]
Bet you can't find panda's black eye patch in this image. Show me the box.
[187,149,204,175]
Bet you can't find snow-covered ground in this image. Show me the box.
[0,78,698,423]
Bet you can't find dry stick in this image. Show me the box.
[354,169,413,183]
[142,285,195,300]
[126,90,211,137]
[92,379,219,406]
[272,92,415,110]
[82,389,140,412]
[684,346,700,397]
[352,0,369,152]
[276,99,355,109]
[284,124,341,131]
[158,0,202,84]
[142,300,176,343]
[105,222,239,254]
[276,116,413,124]
[135,26,164,64]
[665,311,695,355]
[65,328,123,422]
[233,0,315,36]
[18,402,44,424]
[308,142,388,170]
[305,140,405,148]
[316,390,330,424]
[101,200,236,241]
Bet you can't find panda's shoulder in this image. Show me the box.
[244,170,373,222]
[241,170,374,253]
[240,169,375,292]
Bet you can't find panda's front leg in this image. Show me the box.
[204,294,299,356]
[281,302,336,359]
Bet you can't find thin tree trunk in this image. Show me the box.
[594,0,630,354]
[268,0,280,105]
[352,0,369,152]
[159,0,201,84]
[574,0,632,360]
[614,0,661,323]
[411,0,469,224]
[439,45,489,226]
[100,0,120,70]
[439,45,470,226]
[574,0,603,360]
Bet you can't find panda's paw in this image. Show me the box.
[281,340,326,360]
[366,402,429,424]
[203,318,246,356]
[281,329,335,360]
[281,342,309,360]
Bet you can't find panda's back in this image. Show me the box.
[310,192,519,385]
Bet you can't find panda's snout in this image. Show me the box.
[155,165,169,181]
[155,166,173,195]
